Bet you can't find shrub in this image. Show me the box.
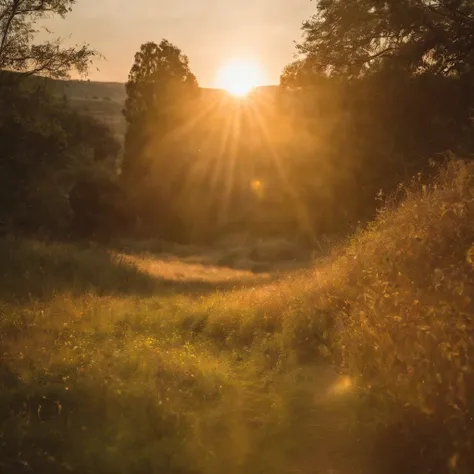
[334,159,474,473]
[0,84,121,236]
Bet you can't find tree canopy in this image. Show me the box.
[292,0,474,80]
[121,39,199,241]
[122,39,199,177]
[0,0,97,81]
[123,39,198,127]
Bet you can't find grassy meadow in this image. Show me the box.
[3,0,474,471]
[0,242,366,474]
[2,159,474,474]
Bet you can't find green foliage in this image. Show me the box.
[296,0,474,78]
[0,83,121,235]
[0,0,97,81]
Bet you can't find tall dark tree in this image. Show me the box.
[295,0,474,79]
[121,39,199,241]
[0,0,97,83]
[122,40,198,175]
[277,0,474,238]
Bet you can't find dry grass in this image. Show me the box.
[1,159,474,473]
[119,252,271,284]
[0,237,363,474]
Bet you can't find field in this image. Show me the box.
[0,236,368,474]
[1,159,474,474]
[56,80,128,139]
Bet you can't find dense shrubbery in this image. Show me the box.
[334,159,474,473]
[0,83,121,236]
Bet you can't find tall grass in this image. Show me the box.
[334,159,474,473]
[1,159,474,473]
[0,238,363,474]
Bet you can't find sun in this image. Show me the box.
[216,59,264,97]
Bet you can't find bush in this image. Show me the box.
[333,159,474,473]
[69,178,133,240]
[0,83,121,236]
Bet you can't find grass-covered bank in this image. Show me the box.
[334,159,474,473]
[1,160,474,473]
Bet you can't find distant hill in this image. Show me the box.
[53,78,278,103]
[56,79,278,103]
[46,79,128,139]
[52,79,127,103]
[8,75,280,141]
[48,79,280,141]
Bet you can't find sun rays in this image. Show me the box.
[153,85,312,237]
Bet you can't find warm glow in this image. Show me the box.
[329,376,353,396]
[216,59,264,97]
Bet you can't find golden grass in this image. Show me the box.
[0,237,364,474]
[2,159,474,473]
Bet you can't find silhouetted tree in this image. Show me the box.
[121,39,199,241]
[0,0,97,84]
[275,0,474,238]
[122,39,198,179]
[296,0,474,78]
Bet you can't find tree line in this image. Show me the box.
[1,0,474,244]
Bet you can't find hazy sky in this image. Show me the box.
[41,0,315,86]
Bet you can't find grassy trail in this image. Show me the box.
[125,252,371,474]
[133,252,370,474]
[0,238,371,474]
[124,251,370,473]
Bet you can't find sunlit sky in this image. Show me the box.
[40,0,315,87]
